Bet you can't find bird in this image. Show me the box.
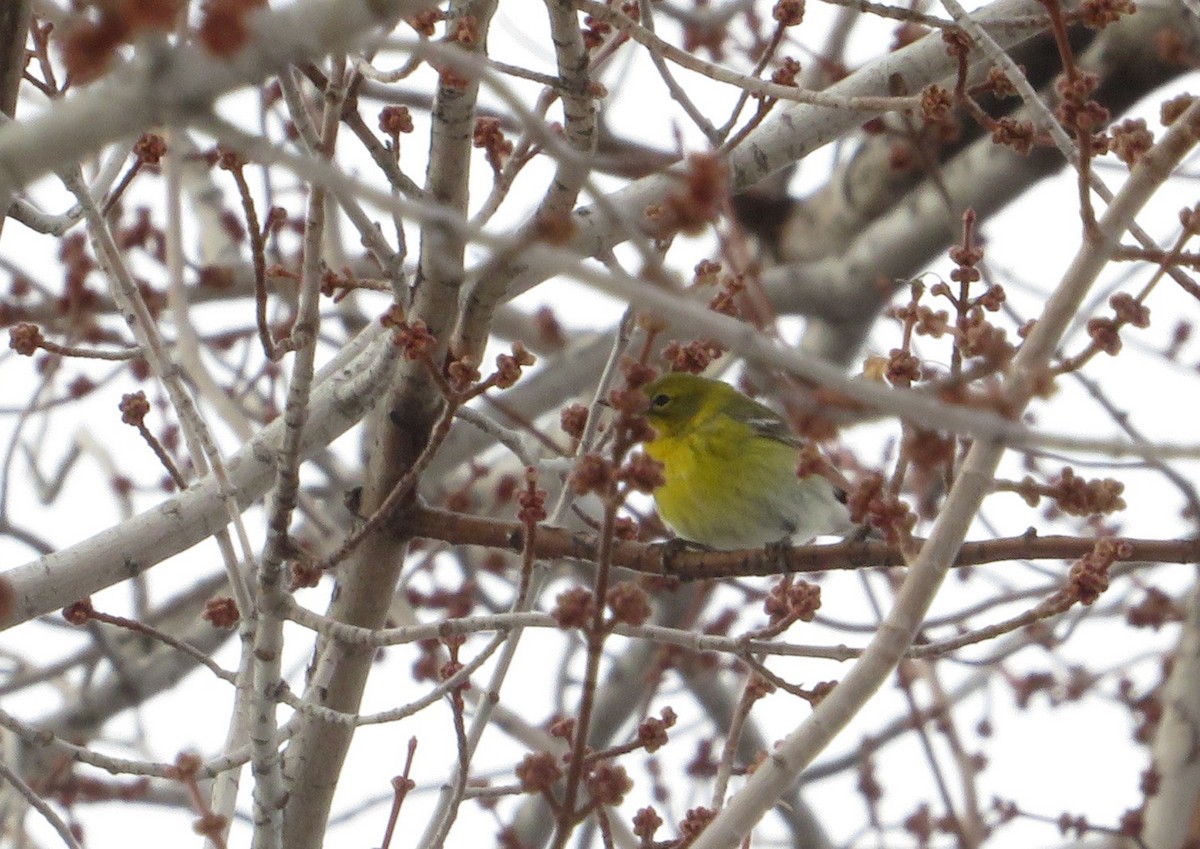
[640,372,854,550]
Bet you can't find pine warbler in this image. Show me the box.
[642,372,853,549]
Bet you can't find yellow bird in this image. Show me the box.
[641,372,853,549]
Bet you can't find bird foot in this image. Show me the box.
[764,538,793,569]
[845,523,879,542]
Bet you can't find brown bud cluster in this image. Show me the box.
[197,0,264,56]
[290,560,322,590]
[1161,95,1197,127]
[586,762,632,805]
[553,587,597,629]
[134,133,168,166]
[119,391,152,426]
[447,356,481,392]
[63,0,182,82]
[1078,0,1135,28]
[494,342,536,389]
[216,145,246,172]
[582,14,612,50]
[202,597,240,628]
[746,672,777,700]
[515,752,562,793]
[606,581,652,626]
[517,468,548,525]
[392,319,436,361]
[707,275,745,318]
[560,403,589,440]
[1126,587,1183,630]
[662,339,726,374]
[617,453,666,494]
[1018,467,1126,516]
[569,453,614,496]
[764,578,821,624]
[636,707,677,752]
[991,117,1036,155]
[847,473,916,543]
[632,807,663,842]
[1055,71,1109,135]
[653,153,727,237]
[680,807,717,841]
[1109,293,1150,329]
[607,387,650,417]
[1086,317,1122,355]
[407,8,445,36]
[885,348,922,387]
[770,57,801,88]
[1067,538,1131,605]
[985,65,1018,99]
[63,597,96,626]
[959,314,1013,368]
[1109,118,1153,167]
[473,117,513,175]
[939,26,970,56]
[771,0,804,25]
[8,323,43,356]
[379,105,414,137]
[622,359,658,391]
[920,85,959,141]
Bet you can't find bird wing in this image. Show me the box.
[722,391,803,448]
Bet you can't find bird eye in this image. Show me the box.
[651,393,670,409]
